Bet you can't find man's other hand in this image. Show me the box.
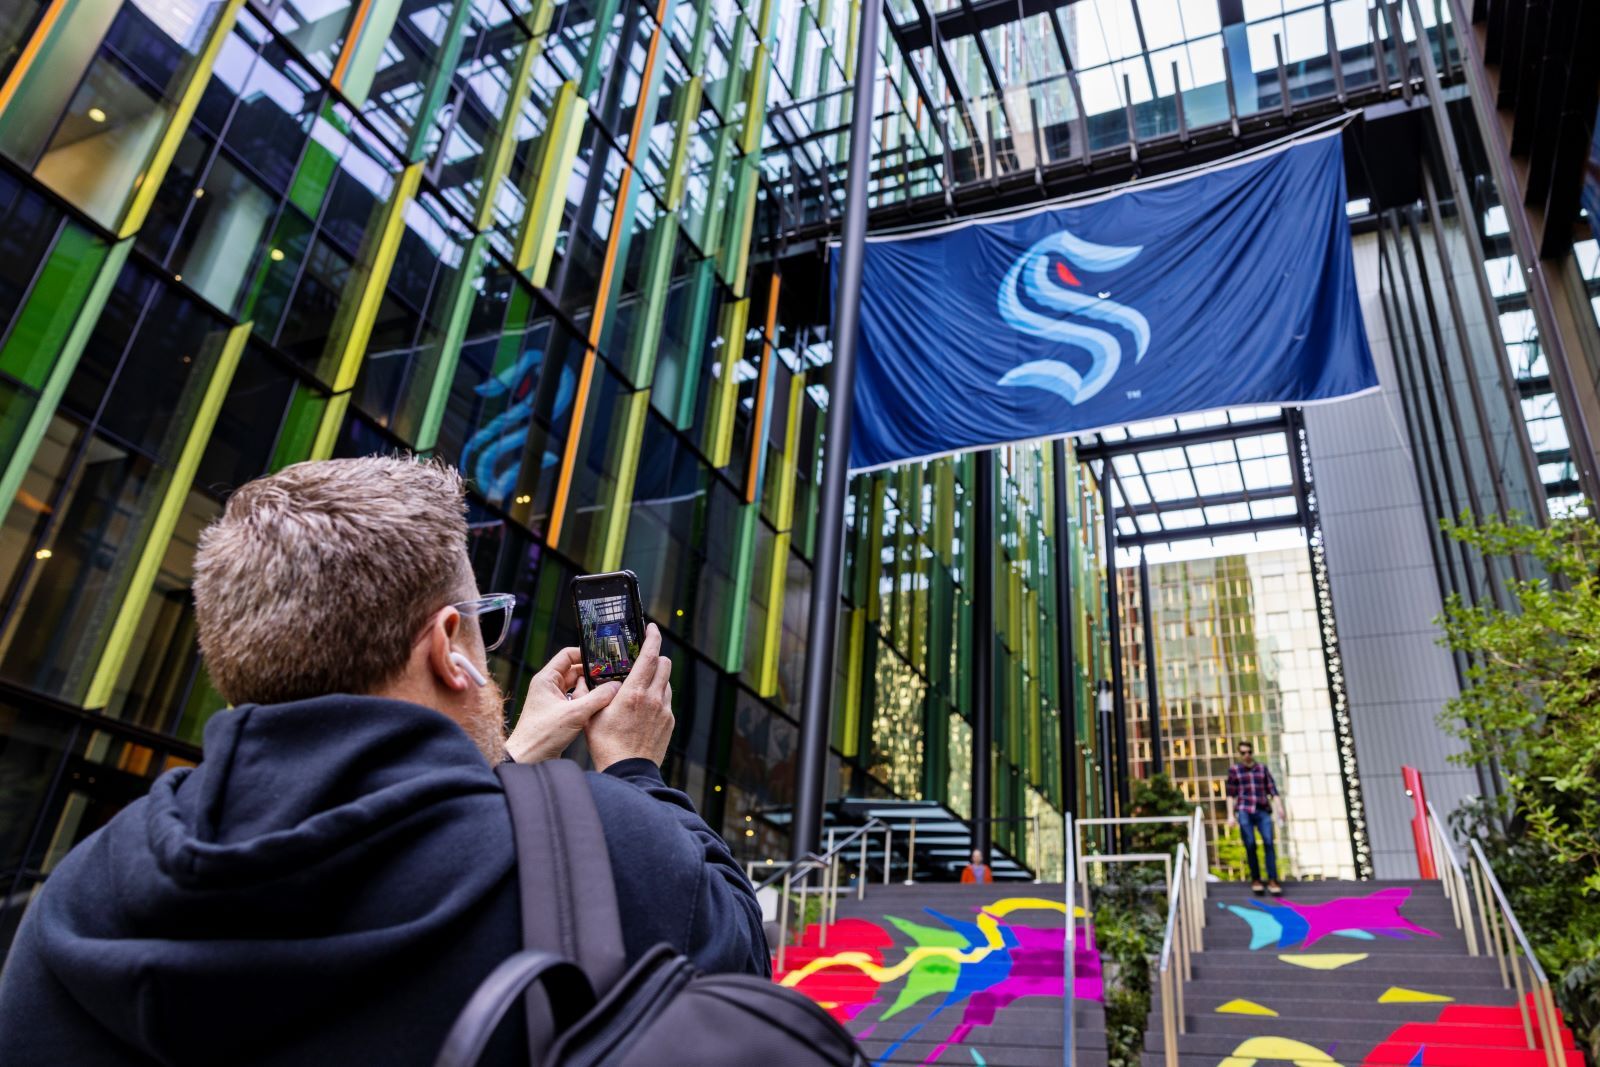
[506,647,620,764]
[585,623,673,771]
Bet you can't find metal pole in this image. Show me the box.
[973,451,996,860]
[792,0,882,861]
[904,819,917,884]
[1101,470,1131,835]
[1139,548,1164,776]
[1052,440,1079,823]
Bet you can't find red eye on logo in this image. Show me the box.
[1054,261,1082,287]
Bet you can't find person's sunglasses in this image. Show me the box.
[452,593,516,652]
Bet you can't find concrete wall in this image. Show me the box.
[1301,231,1480,879]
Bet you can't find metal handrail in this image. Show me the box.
[764,818,893,972]
[1156,842,1192,1067]
[1467,837,1565,1065]
[1416,798,1562,1065]
[753,818,890,893]
[1423,801,1477,955]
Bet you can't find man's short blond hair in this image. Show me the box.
[194,456,470,706]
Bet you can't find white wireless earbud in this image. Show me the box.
[449,651,489,687]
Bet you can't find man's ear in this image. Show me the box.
[426,608,474,692]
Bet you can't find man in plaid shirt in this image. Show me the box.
[1226,741,1285,895]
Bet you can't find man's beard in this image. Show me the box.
[464,678,509,764]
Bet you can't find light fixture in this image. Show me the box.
[514,493,532,505]
[713,784,722,792]
[193,188,205,199]
[745,829,754,837]
[269,248,285,262]
[34,548,52,560]
[173,274,182,282]
[87,107,107,123]
[675,608,684,617]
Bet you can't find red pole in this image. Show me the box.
[1402,765,1437,879]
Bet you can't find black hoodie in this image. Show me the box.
[0,696,768,1066]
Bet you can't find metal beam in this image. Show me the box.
[1072,415,1291,460]
[1112,513,1305,547]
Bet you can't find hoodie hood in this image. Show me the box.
[31,696,514,1064]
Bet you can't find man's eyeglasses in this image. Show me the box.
[453,594,516,652]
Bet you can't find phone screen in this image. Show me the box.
[572,571,645,682]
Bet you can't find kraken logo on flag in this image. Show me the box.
[836,130,1378,472]
[995,231,1151,405]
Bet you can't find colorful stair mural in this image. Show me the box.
[773,884,1107,1066]
[1143,880,1583,1067]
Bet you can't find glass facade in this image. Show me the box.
[0,0,1120,949]
[1118,547,1356,879]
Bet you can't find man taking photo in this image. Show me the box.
[0,456,767,1066]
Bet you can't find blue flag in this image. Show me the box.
[834,131,1377,472]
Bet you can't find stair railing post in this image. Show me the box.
[1538,981,1562,1067]
[1032,814,1041,883]
[1473,857,1508,986]
[858,833,868,900]
[777,870,793,973]
[904,819,917,884]
[831,852,842,927]
[818,861,830,948]
[883,825,892,885]
[1509,942,1534,1049]
[1162,965,1178,1067]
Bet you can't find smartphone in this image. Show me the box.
[571,570,646,683]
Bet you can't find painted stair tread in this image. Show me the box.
[1139,1050,1585,1067]
[1152,995,1526,1021]
[857,1040,1101,1066]
[1164,1014,1574,1040]
[1185,958,1506,979]
[1187,960,1506,981]
[1160,980,1523,1001]
[1145,1030,1574,1054]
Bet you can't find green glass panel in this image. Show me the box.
[269,384,328,470]
[0,225,108,388]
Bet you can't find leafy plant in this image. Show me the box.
[1437,516,1600,1056]
[1093,876,1167,1067]
[1090,776,1195,1067]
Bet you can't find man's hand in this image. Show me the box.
[585,623,673,771]
[506,647,620,764]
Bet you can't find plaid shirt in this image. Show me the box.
[1226,761,1278,814]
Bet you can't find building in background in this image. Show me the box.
[0,0,1121,950]
[0,0,1595,952]
[1119,548,1357,879]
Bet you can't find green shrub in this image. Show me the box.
[1438,516,1600,1057]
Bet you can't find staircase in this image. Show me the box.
[774,882,1105,1066]
[1144,879,1583,1067]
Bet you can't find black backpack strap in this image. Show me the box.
[431,951,594,1067]
[495,759,628,990]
